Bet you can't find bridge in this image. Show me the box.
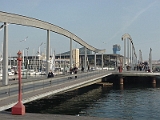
[0,11,105,86]
[0,70,112,111]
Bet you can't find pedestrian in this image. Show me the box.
[74,66,78,78]
[88,65,90,72]
[81,66,84,72]
[47,70,54,78]
[68,67,73,79]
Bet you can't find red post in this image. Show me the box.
[118,66,122,73]
[12,50,25,115]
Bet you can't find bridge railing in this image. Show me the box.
[0,69,109,101]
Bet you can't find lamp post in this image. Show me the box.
[20,36,28,75]
[12,50,25,115]
[26,47,29,78]
[38,42,43,72]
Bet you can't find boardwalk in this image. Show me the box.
[0,70,111,111]
[0,111,114,120]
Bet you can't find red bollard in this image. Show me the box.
[12,51,25,115]
[119,66,122,73]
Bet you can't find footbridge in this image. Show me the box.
[0,11,105,85]
[0,70,111,111]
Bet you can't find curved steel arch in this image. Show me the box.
[0,11,105,53]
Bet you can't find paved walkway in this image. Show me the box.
[0,111,115,120]
[0,71,110,111]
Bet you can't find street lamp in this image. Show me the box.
[38,42,43,72]
[19,36,28,73]
[26,47,29,78]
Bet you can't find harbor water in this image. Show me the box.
[25,83,160,120]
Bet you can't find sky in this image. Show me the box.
[0,0,160,61]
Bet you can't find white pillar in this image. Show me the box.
[84,47,87,71]
[132,44,134,70]
[127,38,129,66]
[124,38,126,71]
[46,30,50,76]
[94,52,96,70]
[101,53,103,69]
[2,22,8,85]
[150,48,152,72]
[130,41,132,68]
[70,38,72,69]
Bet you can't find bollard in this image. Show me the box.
[12,51,25,115]
[152,77,156,84]
[118,66,122,73]
[120,77,123,85]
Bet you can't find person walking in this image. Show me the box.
[68,67,73,79]
[47,70,54,78]
[74,66,78,78]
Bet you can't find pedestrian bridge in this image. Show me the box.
[0,11,105,86]
[0,70,112,111]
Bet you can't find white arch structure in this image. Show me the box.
[122,33,137,71]
[0,11,105,85]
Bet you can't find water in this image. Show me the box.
[25,84,160,120]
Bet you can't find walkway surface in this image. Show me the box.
[0,111,115,120]
[0,71,111,111]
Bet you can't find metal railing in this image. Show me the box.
[0,69,110,101]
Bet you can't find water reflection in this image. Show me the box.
[25,85,111,115]
[25,84,160,119]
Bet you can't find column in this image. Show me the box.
[130,41,132,70]
[101,53,103,69]
[132,45,134,70]
[3,22,8,85]
[84,47,87,71]
[150,48,152,72]
[70,38,73,69]
[120,77,123,85]
[127,38,129,68]
[46,30,50,76]
[124,38,126,71]
[94,52,96,70]
[152,77,156,84]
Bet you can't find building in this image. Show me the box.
[72,49,79,67]
[113,44,121,54]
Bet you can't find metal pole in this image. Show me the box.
[27,49,28,78]
[18,52,22,101]
[12,51,25,115]
[22,50,24,71]
[2,22,8,85]
[39,46,40,72]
